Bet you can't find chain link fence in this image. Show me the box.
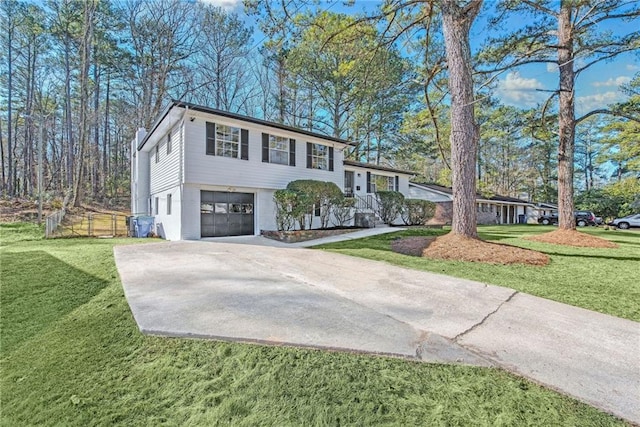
[46,211,129,238]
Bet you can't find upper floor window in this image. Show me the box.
[306,142,333,171]
[206,122,249,160]
[167,130,172,154]
[155,145,159,163]
[262,133,296,166]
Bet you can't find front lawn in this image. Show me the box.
[0,223,628,425]
[316,225,640,322]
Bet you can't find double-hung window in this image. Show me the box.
[262,133,296,166]
[306,143,333,171]
[216,124,240,158]
[270,136,290,165]
[206,122,249,160]
[167,130,172,154]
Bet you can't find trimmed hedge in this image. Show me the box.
[401,199,436,225]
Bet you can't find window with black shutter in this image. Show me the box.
[262,133,269,162]
[206,122,216,155]
[241,129,249,160]
[329,147,334,171]
[289,139,296,166]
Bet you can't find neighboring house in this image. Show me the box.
[131,100,413,240]
[408,182,535,225]
[531,202,558,222]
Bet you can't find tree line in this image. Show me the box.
[1,0,638,230]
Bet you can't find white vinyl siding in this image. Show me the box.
[151,186,182,240]
[184,118,345,191]
[150,123,182,194]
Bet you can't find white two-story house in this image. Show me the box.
[131,100,412,240]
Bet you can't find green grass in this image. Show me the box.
[0,223,629,426]
[316,225,640,322]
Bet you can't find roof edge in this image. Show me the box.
[138,100,358,151]
[343,160,414,175]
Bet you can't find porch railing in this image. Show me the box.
[354,194,379,214]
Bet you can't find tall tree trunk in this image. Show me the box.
[0,117,4,190]
[93,44,100,199]
[72,0,96,207]
[441,0,482,238]
[64,35,74,193]
[557,3,576,231]
[103,72,110,196]
[6,3,13,196]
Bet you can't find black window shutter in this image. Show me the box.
[366,171,371,193]
[289,139,296,166]
[206,122,216,155]
[306,142,312,169]
[329,147,334,171]
[241,129,249,160]
[262,133,269,163]
[395,175,399,191]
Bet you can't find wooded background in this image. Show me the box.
[1,0,638,217]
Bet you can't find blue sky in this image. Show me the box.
[207,0,639,115]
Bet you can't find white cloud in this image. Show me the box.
[591,76,632,87]
[576,91,625,114]
[199,0,242,10]
[494,72,546,107]
[626,64,640,71]
[546,63,558,73]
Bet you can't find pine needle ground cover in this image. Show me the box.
[0,223,627,426]
[316,225,640,322]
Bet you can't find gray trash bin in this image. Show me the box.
[133,216,155,237]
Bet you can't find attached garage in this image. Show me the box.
[200,191,255,237]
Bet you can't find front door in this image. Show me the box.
[344,171,354,196]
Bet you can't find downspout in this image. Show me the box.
[179,105,188,239]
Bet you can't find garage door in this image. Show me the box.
[200,191,254,237]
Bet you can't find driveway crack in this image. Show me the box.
[453,290,519,342]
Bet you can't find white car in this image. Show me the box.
[609,214,640,229]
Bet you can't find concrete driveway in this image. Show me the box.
[114,240,640,424]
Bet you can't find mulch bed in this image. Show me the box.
[526,229,618,248]
[392,233,550,266]
[262,228,362,243]
[391,236,437,256]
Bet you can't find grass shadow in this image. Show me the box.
[0,250,109,354]
[539,251,640,262]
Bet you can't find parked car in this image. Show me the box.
[608,214,640,229]
[538,211,597,226]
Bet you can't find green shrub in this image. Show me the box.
[375,191,405,224]
[284,180,346,229]
[273,190,300,231]
[332,197,355,227]
[401,199,436,225]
